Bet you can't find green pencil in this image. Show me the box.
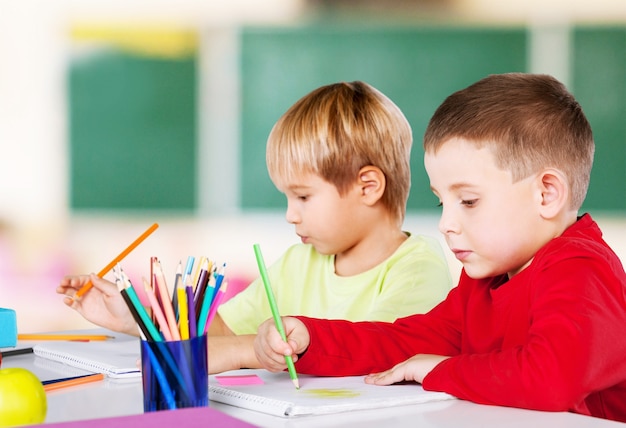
[253,243,300,389]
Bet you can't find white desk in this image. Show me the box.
[2,338,623,427]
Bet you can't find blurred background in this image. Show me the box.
[1,0,625,333]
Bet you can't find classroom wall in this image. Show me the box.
[0,0,625,333]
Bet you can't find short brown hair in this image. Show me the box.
[266,81,413,222]
[424,73,594,210]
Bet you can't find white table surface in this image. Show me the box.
[2,334,623,427]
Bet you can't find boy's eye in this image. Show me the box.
[461,199,478,207]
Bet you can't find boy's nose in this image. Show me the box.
[285,204,300,224]
[438,208,459,235]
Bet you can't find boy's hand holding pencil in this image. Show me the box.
[57,273,140,337]
[254,315,310,374]
[56,223,160,337]
[253,244,300,389]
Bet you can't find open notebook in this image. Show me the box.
[33,332,141,379]
[209,369,455,417]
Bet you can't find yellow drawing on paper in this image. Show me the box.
[303,389,360,399]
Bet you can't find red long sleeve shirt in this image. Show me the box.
[295,214,626,422]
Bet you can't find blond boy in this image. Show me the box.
[58,81,451,373]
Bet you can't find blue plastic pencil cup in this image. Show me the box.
[140,334,208,412]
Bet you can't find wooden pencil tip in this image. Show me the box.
[293,379,300,389]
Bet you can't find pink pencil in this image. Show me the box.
[153,260,181,341]
[203,281,228,335]
[143,278,173,341]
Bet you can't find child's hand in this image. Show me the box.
[56,273,139,336]
[254,316,310,372]
[364,354,449,385]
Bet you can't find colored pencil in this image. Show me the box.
[143,278,174,342]
[17,334,113,342]
[75,223,159,298]
[42,373,93,385]
[1,347,33,357]
[193,265,210,316]
[43,373,105,392]
[176,263,189,340]
[202,280,228,335]
[210,264,226,306]
[253,244,299,389]
[122,280,162,342]
[197,264,225,334]
[186,285,197,338]
[191,257,207,293]
[153,261,180,341]
[183,256,195,288]
[115,275,152,340]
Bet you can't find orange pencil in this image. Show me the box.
[75,223,159,298]
[17,334,114,342]
[43,373,105,392]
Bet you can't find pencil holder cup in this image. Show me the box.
[140,335,208,412]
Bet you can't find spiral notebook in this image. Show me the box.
[209,369,455,417]
[33,332,141,379]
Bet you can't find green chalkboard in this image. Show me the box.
[240,25,527,211]
[573,26,626,212]
[69,51,197,210]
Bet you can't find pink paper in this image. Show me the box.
[40,406,254,427]
[216,374,265,386]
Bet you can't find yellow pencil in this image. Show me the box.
[18,334,114,342]
[176,262,189,339]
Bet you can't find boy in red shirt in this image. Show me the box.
[254,73,626,422]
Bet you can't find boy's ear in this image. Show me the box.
[357,166,385,205]
[537,168,569,218]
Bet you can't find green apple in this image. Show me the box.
[0,368,47,427]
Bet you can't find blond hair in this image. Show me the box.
[424,73,594,210]
[266,81,412,222]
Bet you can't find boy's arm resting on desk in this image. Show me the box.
[364,354,450,385]
[208,335,260,374]
[207,314,263,374]
[206,313,235,336]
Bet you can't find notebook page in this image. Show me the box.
[209,369,455,417]
[33,333,141,379]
